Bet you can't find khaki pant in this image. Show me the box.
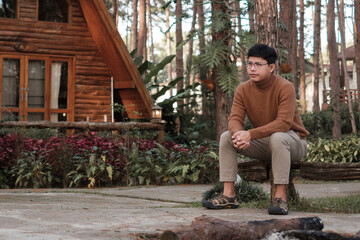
[219,130,308,184]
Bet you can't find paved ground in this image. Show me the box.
[0,182,360,240]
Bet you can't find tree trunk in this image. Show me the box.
[254,0,278,72]
[160,215,323,240]
[146,0,155,63]
[327,0,341,139]
[212,0,232,141]
[234,0,248,82]
[279,0,296,85]
[184,0,197,112]
[165,5,173,97]
[197,0,210,121]
[338,0,357,134]
[355,0,360,126]
[186,0,197,88]
[131,0,138,52]
[312,0,321,112]
[254,0,278,47]
[176,0,184,113]
[290,1,298,97]
[248,1,255,33]
[138,0,147,59]
[299,0,306,113]
[112,0,119,27]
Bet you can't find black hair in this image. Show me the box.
[247,44,277,64]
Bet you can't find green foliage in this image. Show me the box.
[144,55,176,85]
[67,147,114,188]
[211,10,230,33]
[126,142,169,185]
[301,103,360,139]
[217,64,240,95]
[301,111,334,138]
[202,180,269,203]
[9,150,53,188]
[126,141,219,185]
[200,42,230,69]
[0,127,58,139]
[166,141,219,184]
[304,136,360,163]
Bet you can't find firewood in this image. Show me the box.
[281,230,360,240]
[160,215,323,240]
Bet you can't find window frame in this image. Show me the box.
[0,53,75,122]
[0,0,19,20]
[37,0,72,24]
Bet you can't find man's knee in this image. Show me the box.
[269,132,290,149]
[220,131,232,146]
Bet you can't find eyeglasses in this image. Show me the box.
[246,62,269,69]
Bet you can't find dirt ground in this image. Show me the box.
[0,183,359,239]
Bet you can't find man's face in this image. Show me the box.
[246,57,275,82]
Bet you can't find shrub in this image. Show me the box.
[0,131,220,188]
[304,136,360,164]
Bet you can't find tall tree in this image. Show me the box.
[290,0,298,98]
[186,0,197,88]
[234,0,248,82]
[299,0,306,113]
[131,0,138,52]
[355,0,360,125]
[211,0,232,141]
[147,0,155,63]
[176,0,184,113]
[254,0,278,49]
[312,0,321,112]
[338,0,356,134]
[248,1,255,33]
[197,0,210,120]
[165,4,173,96]
[138,0,147,59]
[279,0,297,87]
[327,0,341,139]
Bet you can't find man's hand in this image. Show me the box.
[232,130,251,150]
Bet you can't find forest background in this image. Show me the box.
[103,0,359,142]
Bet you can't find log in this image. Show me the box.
[280,230,360,240]
[300,162,360,180]
[160,215,323,240]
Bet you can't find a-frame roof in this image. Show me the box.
[78,0,153,119]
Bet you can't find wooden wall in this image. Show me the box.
[0,0,112,122]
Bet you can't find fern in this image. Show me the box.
[217,64,240,95]
[200,42,229,69]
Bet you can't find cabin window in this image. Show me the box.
[0,55,74,122]
[38,0,69,23]
[0,0,17,18]
[50,61,68,121]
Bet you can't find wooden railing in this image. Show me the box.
[322,89,359,109]
[0,121,165,142]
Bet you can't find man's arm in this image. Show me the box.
[228,86,247,136]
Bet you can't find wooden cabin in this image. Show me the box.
[0,0,153,123]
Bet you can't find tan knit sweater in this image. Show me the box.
[228,74,309,140]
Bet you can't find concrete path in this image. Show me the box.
[0,182,360,240]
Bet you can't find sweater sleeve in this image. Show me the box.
[248,83,296,140]
[228,85,247,136]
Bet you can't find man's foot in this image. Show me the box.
[268,198,288,215]
[202,194,239,209]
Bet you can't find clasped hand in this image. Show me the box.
[232,130,251,150]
